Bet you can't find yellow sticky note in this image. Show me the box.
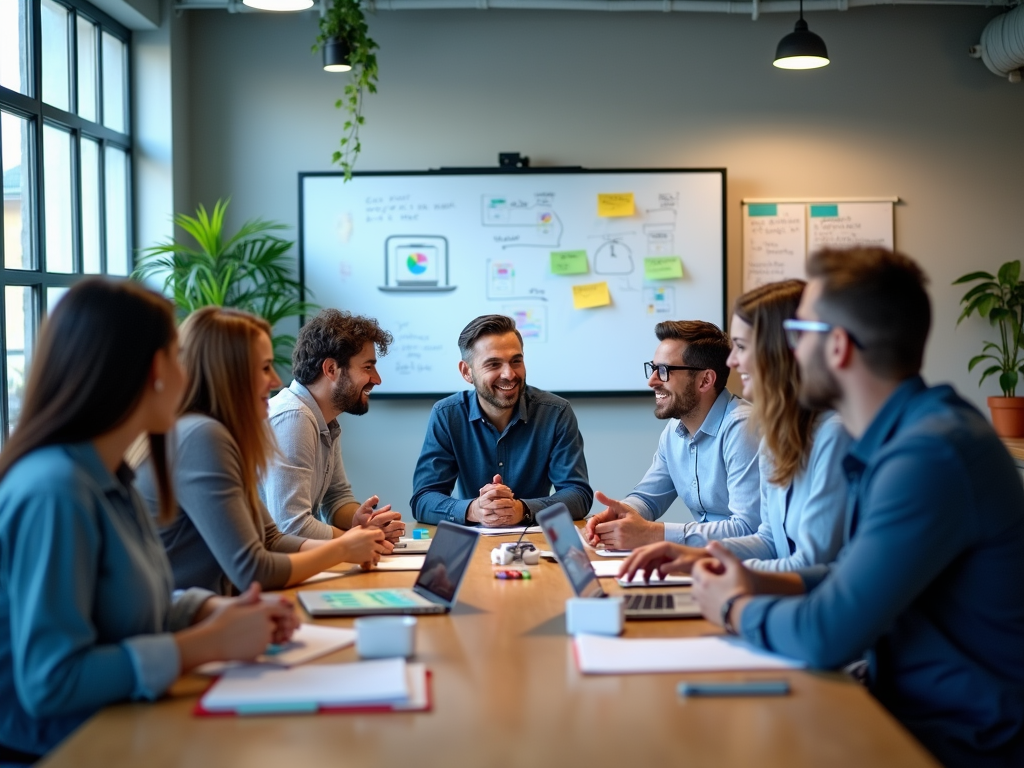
[644,256,684,281]
[597,193,635,218]
[572,281,611,310]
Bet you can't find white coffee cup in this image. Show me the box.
[355,616,417,659]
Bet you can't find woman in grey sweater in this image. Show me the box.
[137,307,387,596]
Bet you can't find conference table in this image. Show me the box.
[42,526,939,768]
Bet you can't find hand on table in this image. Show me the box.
[467,474,524,528]
[617,541,709,582]
[691,542,757,629]
[202,583,298,659]
[337,525,388,570]
[584,491,664,549]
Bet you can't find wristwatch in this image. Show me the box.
[720,593,744,636]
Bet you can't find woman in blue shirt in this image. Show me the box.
[620,280,850,578]
[0,280,297,762]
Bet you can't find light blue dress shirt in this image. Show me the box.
[622,388,761,545]
[739,377,1024,767]
[722,413,850,571]
[410,385,593,525]
[0,443,212,756]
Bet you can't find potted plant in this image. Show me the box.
[312,0,379,180]
[954,259,1024,437]
[132,198,316,369]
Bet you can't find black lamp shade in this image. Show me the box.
[323,38,352,72]
[774,18,829,65]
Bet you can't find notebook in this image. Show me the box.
[299,521,478,617]
[537,503,701,620]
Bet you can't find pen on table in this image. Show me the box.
[677,680,790,697]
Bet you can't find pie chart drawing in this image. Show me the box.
[407,252,429,275]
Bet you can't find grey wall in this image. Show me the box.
[169,6,1024,522]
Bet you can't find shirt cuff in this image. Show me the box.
[169,587,216,631]
[670,521,710,547]
[738,595,777,650]
[449,499,473,525]
[663,522,687,544]
[123,633,181,701]
[621,496,656,521]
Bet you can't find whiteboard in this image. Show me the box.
[742,200,895,293]
[300,169,725,397]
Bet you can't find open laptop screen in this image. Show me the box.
[537,503,605,599]
[412,521,478,606]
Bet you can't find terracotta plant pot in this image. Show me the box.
[988,396,1024,438]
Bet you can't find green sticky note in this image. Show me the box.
[810,204,839,217]
[550,250,589,275]
[748,204,778,217]
[644,256,684,281]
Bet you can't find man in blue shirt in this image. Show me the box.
[410,315,593,527]
[691,248,1024,768]
[585,321,761,549]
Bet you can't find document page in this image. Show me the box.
[574,634,804,674]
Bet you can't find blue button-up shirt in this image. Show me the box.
[740,377,1024,767]
[622,388,761,545]
[410,385,593,525]
[0,443,212,756]
[723,413,850,571]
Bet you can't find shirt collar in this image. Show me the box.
[466,386,530,427]
[847,375,926,467]
[677,388,733,439]
[64,441,134,493]
[288,379,336,437]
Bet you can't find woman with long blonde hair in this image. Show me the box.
[136,306,387,595]
[621,279,850,578]
[0,281,296,761]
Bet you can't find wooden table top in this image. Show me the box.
[1002,437,1024,463]
[41,528,939,768]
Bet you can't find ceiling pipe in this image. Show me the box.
[970,3,1024,82]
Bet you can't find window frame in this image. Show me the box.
[0,0,132,440]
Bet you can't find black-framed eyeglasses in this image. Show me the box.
[782,319,864,350]
[644,361,706,382]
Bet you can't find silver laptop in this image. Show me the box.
[299,522,477,616]
[537,503,701,620]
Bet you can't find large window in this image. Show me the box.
[0,0,131,441]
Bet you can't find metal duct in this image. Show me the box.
[970,4,1024,82]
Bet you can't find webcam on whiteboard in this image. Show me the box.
[379,235,457,293]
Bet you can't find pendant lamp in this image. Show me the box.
[242,0,314,10]
[323,38,353,73]
[773,0,830,70]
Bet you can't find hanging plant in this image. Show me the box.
[312,0,379,180]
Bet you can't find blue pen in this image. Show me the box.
[677,680,790,697]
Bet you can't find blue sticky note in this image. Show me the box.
[748,204,777,217]
[810,204,839,217]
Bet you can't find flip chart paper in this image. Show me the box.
[644,256,683,281]
[742,203,806,293]
[597,193,635,218]
[572,281,611,310]
[807,202,893,253]
[574,634,805,674]
[550,250,589,275]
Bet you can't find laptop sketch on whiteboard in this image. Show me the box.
[379,235,457,292]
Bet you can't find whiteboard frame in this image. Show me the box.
[298,167,728,399]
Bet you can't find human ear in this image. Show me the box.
[321,358,339,382]
[458,360,474,385]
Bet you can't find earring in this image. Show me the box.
[154,379,164,393]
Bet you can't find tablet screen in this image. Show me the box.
[537,503,604,599]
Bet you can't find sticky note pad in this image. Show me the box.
[644,257,683,281]
[573,281,611,310]
[597,193,635,218]
[550,250,589,275]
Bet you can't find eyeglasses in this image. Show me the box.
[782,319,864,350]
[644,361,706,382]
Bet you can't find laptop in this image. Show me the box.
[392,537,432,554]
[378,235,457,293]
[537,503,701,620]
[299,521,477,616]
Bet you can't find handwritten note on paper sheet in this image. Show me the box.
[808,202,894,253]
[572,281,611,310]
[597,193,635,218]
[742,203,807,293]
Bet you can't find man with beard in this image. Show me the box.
[260,309,405,542]
[690,248,1024,768]
[410,314,593,527]
[584,320,760,550]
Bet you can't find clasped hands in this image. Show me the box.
[466,474,526,528]
[352,494,406,544]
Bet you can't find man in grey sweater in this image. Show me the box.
[260,310,405,541]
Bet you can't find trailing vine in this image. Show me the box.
[312,0,379,179]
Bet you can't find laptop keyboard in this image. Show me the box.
[626,594,675,611]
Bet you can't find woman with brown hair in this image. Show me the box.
[0,280,296,762]
[136,306,388,595]
[621,279,850,578]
